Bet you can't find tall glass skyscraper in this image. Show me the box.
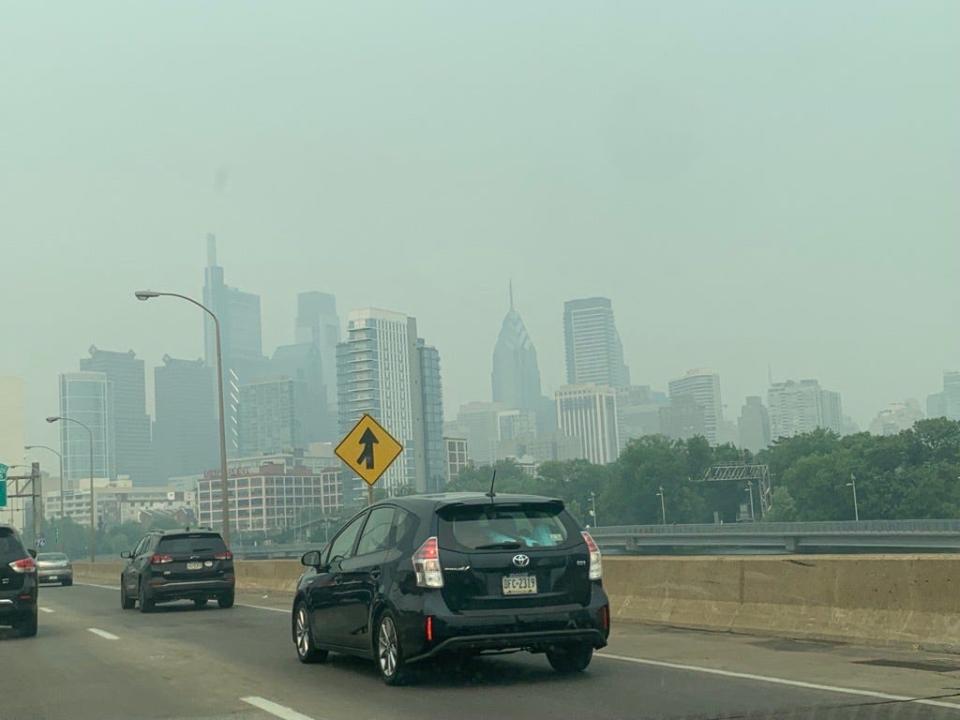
[153,355,217,482]
[295,291,340,421]
[492,285,544,411]
[58,372,116,486]
[669,369,724,446]
[563,297,630,389]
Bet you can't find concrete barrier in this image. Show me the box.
[74,554,960,651]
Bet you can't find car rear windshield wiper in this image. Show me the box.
[473,542,523,550]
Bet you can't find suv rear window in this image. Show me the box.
[157,534,226,555]
[0,528,26,562]
[439,504,573,550]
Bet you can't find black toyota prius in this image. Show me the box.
[291,492,610,684]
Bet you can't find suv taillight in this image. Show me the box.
[581,531,602,581]
[214,551,233,561]
[150,553,173,565]
[412,536,443,588]
[8,557,36,574]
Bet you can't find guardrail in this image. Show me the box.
[589,519,960,553]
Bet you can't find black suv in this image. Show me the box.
[291,493,609,684]
[0,523,38,637]
[120,528,235,612]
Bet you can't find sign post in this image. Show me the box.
[334,414,404,506]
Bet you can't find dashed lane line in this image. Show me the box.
[87,627,120,641]
[241,696,318,720]
[39,607,54,614]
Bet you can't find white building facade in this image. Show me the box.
[555,384,620,465]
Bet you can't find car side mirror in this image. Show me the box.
[120,551,132,559]
[301,550,322,568]
[28,549,37,559]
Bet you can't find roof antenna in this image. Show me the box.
[486,470,497,499]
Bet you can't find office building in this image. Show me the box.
[563,297,630,389]
[80,346,152,484]
[768,379,844,440]
[270,342,333,442]
[45,478,197,527]
[496,431,582,464]
[202,234,269,454]
[295,291,340,418]
[668,369,723,445]
[927,371,960,420]
[491,284,546,413]
[58,372,116,486]
[738,396,771,453]
[444,437,469,483]
[659,394,707,441]
[239,378,310,457]
[336,308,444,496]
[453,402,506,466]
[153,356,218,483]
[616,385,667,450]
[555,384,619,464]
[869,400,923,436]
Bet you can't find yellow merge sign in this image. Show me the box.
[335,414,404,487]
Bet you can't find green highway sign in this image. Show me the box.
[0,463,7,507]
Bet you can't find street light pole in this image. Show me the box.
[656,485,666,525]
[746,481,756,522]
[135,290,231,546]
[846,475,859,522]
[589,491,600,528]
[46,416,95,562]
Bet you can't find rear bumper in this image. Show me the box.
[149,578,234,601]
[409,627,605,661]
[0,589,37,622]
[38,569,73,583]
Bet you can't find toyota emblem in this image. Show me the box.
[512,553,530,568]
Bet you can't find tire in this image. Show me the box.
[62,579,73,587]
[138,582,155,613]
[193,597,207,609]
[293,601,328,664]
[546,643,593,673]
[120,583,136,610]
[375,611,411,686]
[16,608,38,638]
[217,592,234,609]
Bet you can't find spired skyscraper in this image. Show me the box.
[202,234,269,455]
[563,297,630,389]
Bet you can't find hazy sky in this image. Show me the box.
[2,1,958,452]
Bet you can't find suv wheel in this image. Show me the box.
[376,611,411,685]
[546,643,593,673]
[217,592,234,609]
[120,582,136,610]
[293,601,328,664]
[16,608,38,638]
[138,582,155,613]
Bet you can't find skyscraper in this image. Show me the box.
[563,297,630,388]
[239,378,310,456]
[336,308,444,496]
[79,346,152,484]
[492,284,544,411]
[202,234,269,454]
[927,371,960,420]
[768,379,843,440]
[417,339,446,493]
[555,384,620,464]
[153,356,218,482]
[270,342,333,442]
[58,372,115,486]
[738,396,771,453]
[295,291,340,419]
[668,369,723,445]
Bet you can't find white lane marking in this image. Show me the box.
[241,696,317,720]
[39,607,54,614]
[87,627,119,641]
[597,653,960,711]
[237,602,288,614]
[78,582,120,591]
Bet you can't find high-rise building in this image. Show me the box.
[239,378,310,457]
[79,346,152,485]
[616,385,667,450]
[555,384,619,464]
[659,394,707,441]
[927,371,960,420]
[202,234,269,454]
[768,379,843,440]
[444,437,469,484]
[563,297,630,389]
[336,308,444,496]
[869,400,923,436]
[58,372,116,486]
[738,396,771,452]
[153,356,218,482]
[668,370,723,445]
[492,284,544,409]
[295,291,340,418]
[270,343,334,442]
[453,402,506,466]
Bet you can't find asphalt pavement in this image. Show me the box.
[2,583,960,720]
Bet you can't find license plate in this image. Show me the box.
[502,574,537,595]
[186,562,203,570]
[48,576,58,581]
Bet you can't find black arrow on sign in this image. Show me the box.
[357,427,379,469]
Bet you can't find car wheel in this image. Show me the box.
[120,582,136,610]
[62,579,73,587]
[138,582,155,613]
[293,601,328,664]
[193,597,207,609]
[376,611,411,685]
[546,643,593,673]
[217,592,234,609]
[16,608,38,638]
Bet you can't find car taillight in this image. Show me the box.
[150,553,173,565]
[412,536,443,588]
[214,551,233,561]
[581,531,602,581]
[8,557,36,574]
[425,615,434,642]
[600,604,610,631]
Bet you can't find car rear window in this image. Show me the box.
[439,504,574,551]
[0,528,26,562]
[157,534,226,555]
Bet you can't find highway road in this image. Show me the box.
[3,584,960,720]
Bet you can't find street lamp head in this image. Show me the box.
[135,290,160,301]
[46,416,61,424]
